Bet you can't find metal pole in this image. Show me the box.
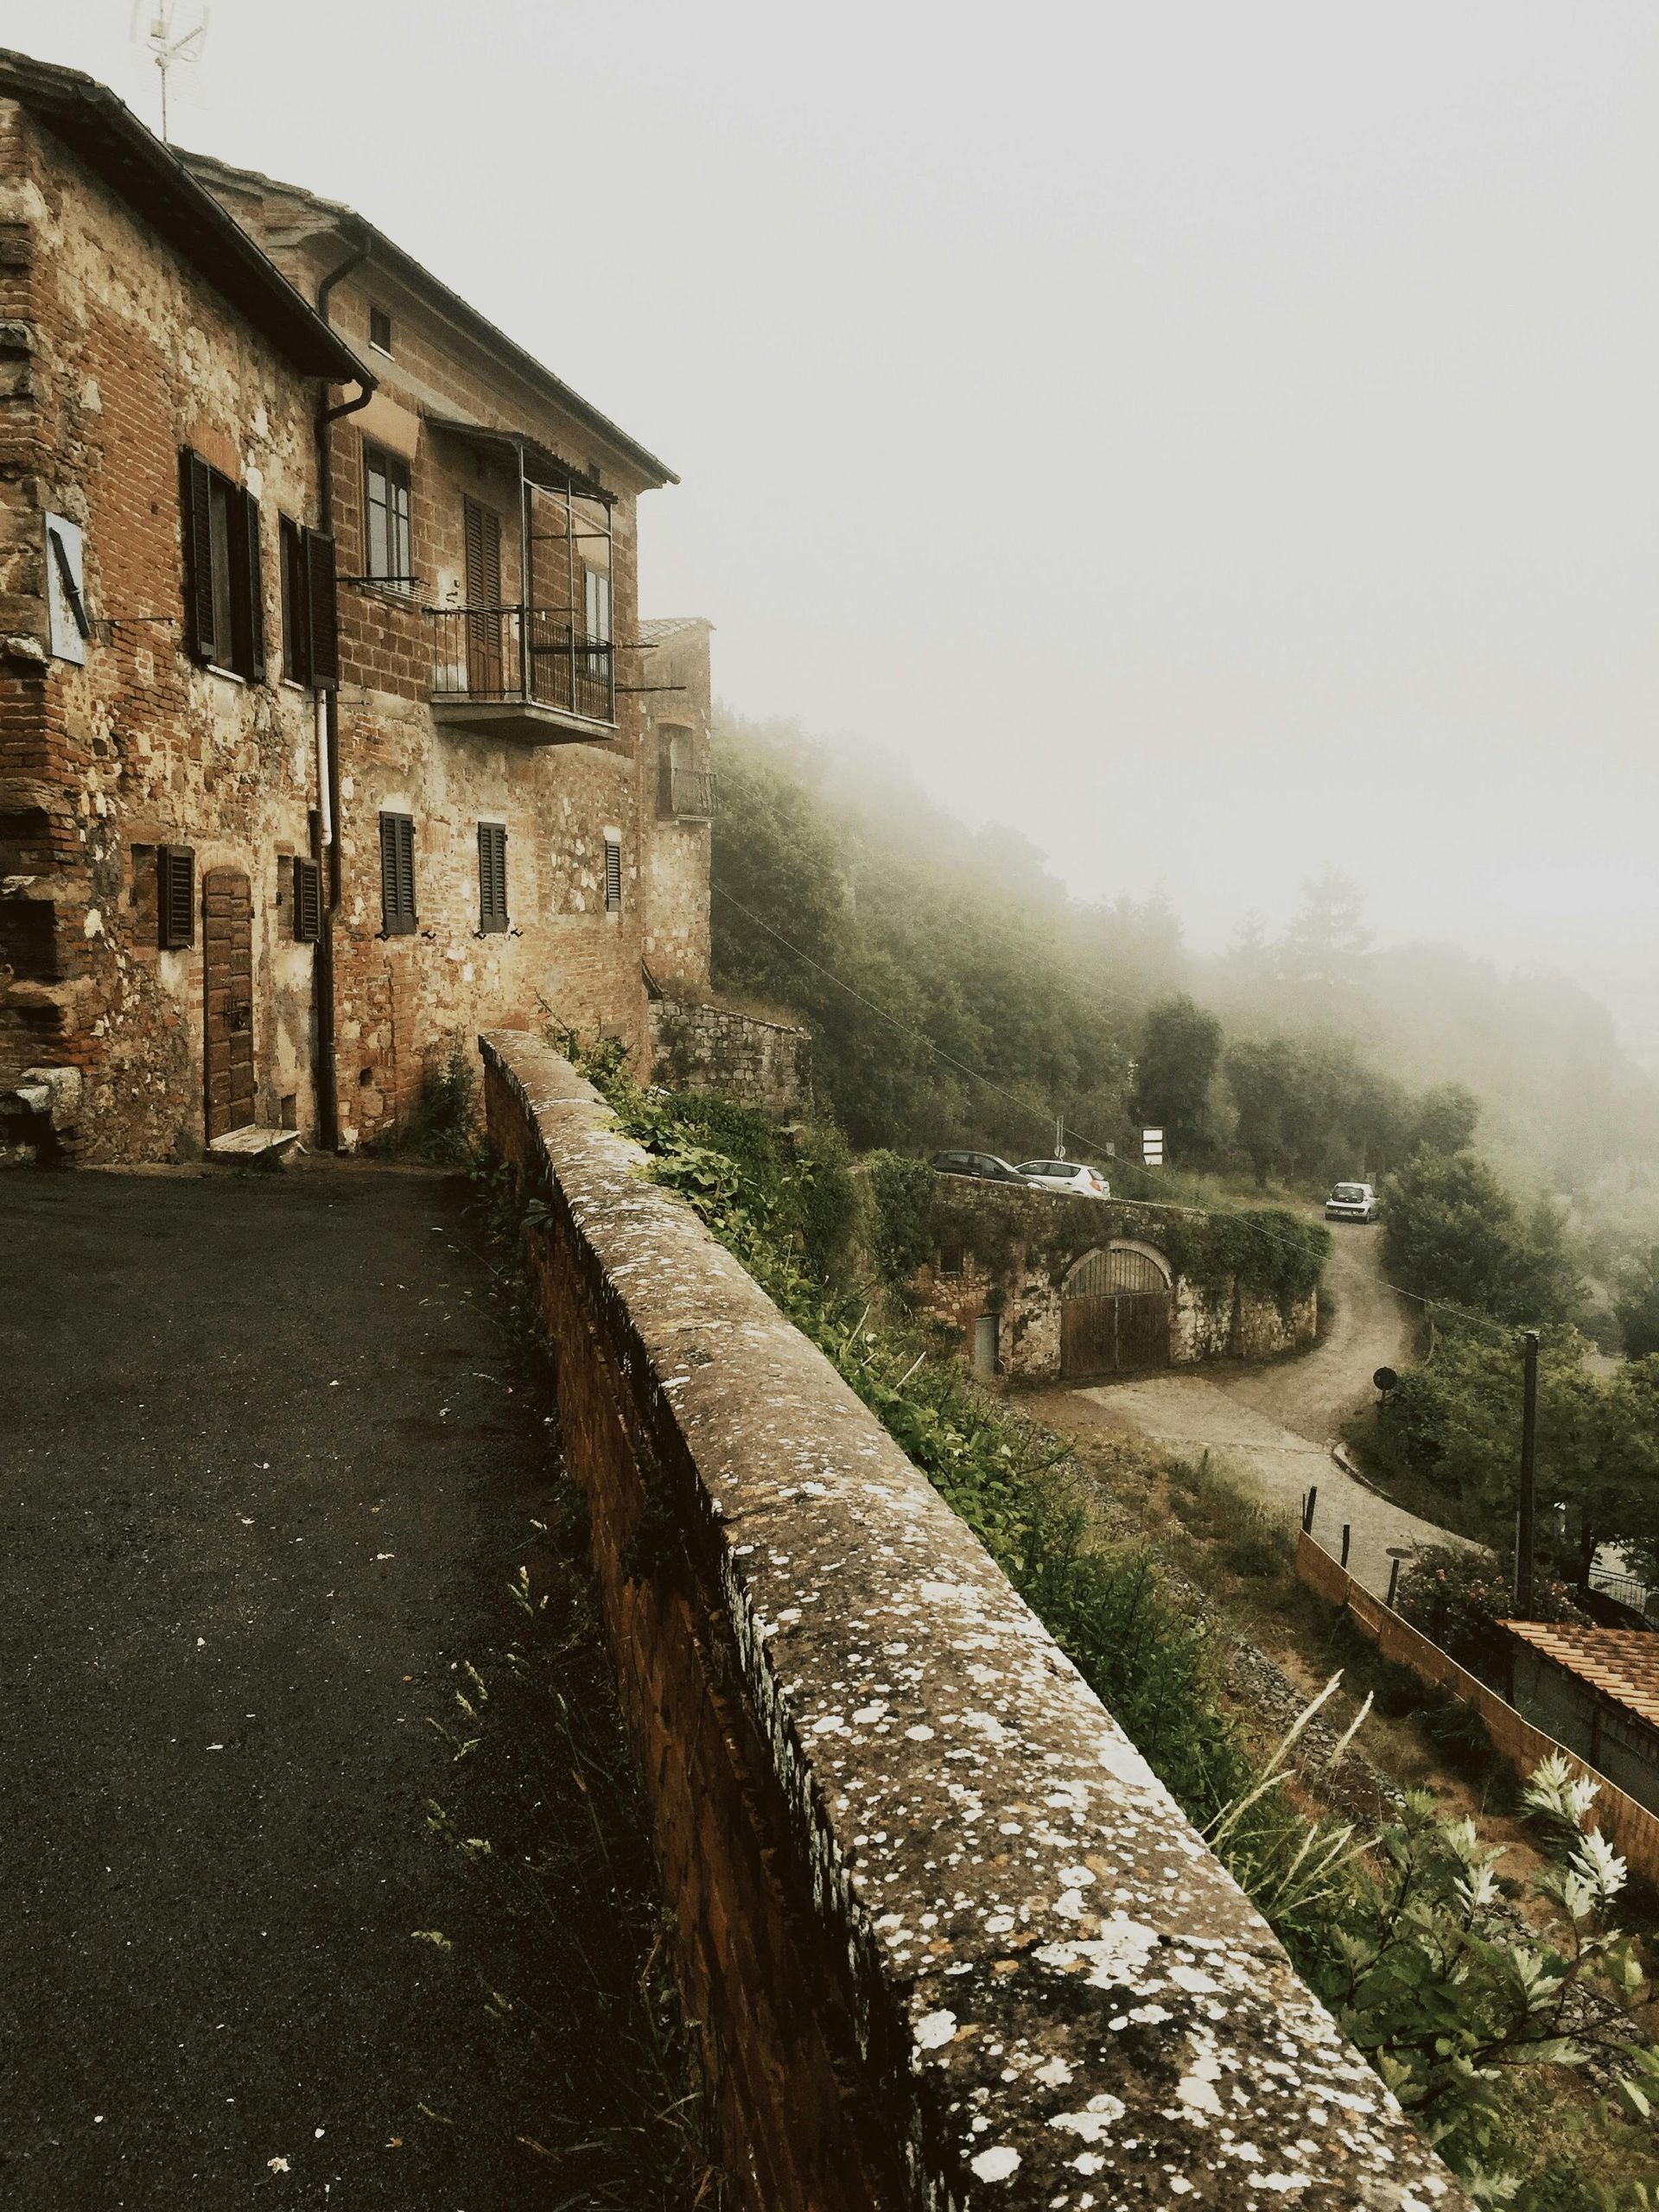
[1516,1330,1539,1618]
[1340,1524,1351,1570]
[1302,1484,1317,1535]
[1385,1557,1401,1610]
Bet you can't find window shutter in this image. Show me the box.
[292,855,321,944]
[478,823,507,932]
[234,488,265,682]
[380,811,416,934]
[604,836,622,914]
[179,449,215,664]
[157,844,195,949]
[303,529,339,687]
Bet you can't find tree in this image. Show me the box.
[1615,1243,1659,1358]
[1409,1082,1480,1156]
[1277,871,1370,992]
[1381,1149,1581,1327]
[1131,995,1221,1166]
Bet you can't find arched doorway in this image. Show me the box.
[1060,1243,1172,1378]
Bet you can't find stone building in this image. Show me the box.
[910,1176,1321,1382]
[0,48,711,1163]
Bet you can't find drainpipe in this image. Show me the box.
[311,226,374,1151]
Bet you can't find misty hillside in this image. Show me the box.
[708,712,1659,1242]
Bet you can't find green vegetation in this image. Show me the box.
[1366,1328,1659,1591]
[1382,1147,1582,1328]
[570,1049,1658,2208]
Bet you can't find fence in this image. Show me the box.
[1295,1529,1659,1890]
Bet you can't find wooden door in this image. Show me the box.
[1060,1247,1171,1378]
[204,865,255,1140]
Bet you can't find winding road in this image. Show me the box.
[1059,1218,1466,1596]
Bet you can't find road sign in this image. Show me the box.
[1142,1127,1164,1167]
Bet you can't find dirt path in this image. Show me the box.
[1049,1219,1469,1599]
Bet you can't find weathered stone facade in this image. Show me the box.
[638,613,713,994]
[0,54,707,1163]
[911,1178,1319,1383]
[648,994,811,1117]
[0,80,348,1159]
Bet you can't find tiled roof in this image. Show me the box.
[1504,1622,1659,1730]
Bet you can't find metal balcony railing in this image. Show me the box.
[429,605,615,726]
[658,766,717,820]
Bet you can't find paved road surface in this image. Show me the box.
[0,1167,568,2209]
[1066,1220,1465,1596]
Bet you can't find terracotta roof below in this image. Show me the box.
[1504,1622,1659,1730]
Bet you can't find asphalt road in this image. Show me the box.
[1058,1219,1465,1596]
[0,1166,571,2209]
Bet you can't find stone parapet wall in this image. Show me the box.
[483,1029,1463,2211]
[648,995,810,1118]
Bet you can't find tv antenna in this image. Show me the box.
[130,3,209,143]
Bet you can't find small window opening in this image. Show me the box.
[603,836,622,914]
[369,305,393,354]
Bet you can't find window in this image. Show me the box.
[478,822,508,934]
[278,518,340,687]
[291,855,322,944]
[364,442,413,589]
[603,836,622,914]
[179,449,264,679]
[157,844,194,950]
[378,811,416,935]
[368,304,393,355]
[582,564,612,680]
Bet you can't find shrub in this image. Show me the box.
[1397,1544,1592,1674]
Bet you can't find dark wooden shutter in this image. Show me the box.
[303,529,339,688]
[463,499,501,607]
[232,488,265,682]
[604,836,621,913]
[379,811,416,934]
[179,449,215,664]
[292,856,321,944]
[157,844,194,949]
[477,823,507,933]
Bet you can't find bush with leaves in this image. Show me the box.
[1397,1544,1592,1674]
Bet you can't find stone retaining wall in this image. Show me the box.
[647,995,810,1117]
[483,1029,1465,2211]
[913,1179,1319,1382]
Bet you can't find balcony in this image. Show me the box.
[658,766,717,821]
[429,605,616,745]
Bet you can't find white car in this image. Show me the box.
[1018,1159,1110,1199]
[1325,1180,1377,1223]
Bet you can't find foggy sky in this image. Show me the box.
[16,3,1659,981]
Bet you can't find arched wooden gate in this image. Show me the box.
[1060,1245,1172,1378]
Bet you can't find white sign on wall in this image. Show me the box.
[1142,1127,1165,1167]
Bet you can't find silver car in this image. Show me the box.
[1018,1159,1110,1199]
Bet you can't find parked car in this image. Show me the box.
[1017,1159,1110,1199]
[930,1150,1029,1185]
[1325,1180,1377,1223]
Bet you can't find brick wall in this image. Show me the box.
[483,1030,1467,2211]
[0,101,325,1158]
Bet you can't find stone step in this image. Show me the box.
[207,1125,302,1163]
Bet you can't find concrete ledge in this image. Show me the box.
[482,1030,1466,2210]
